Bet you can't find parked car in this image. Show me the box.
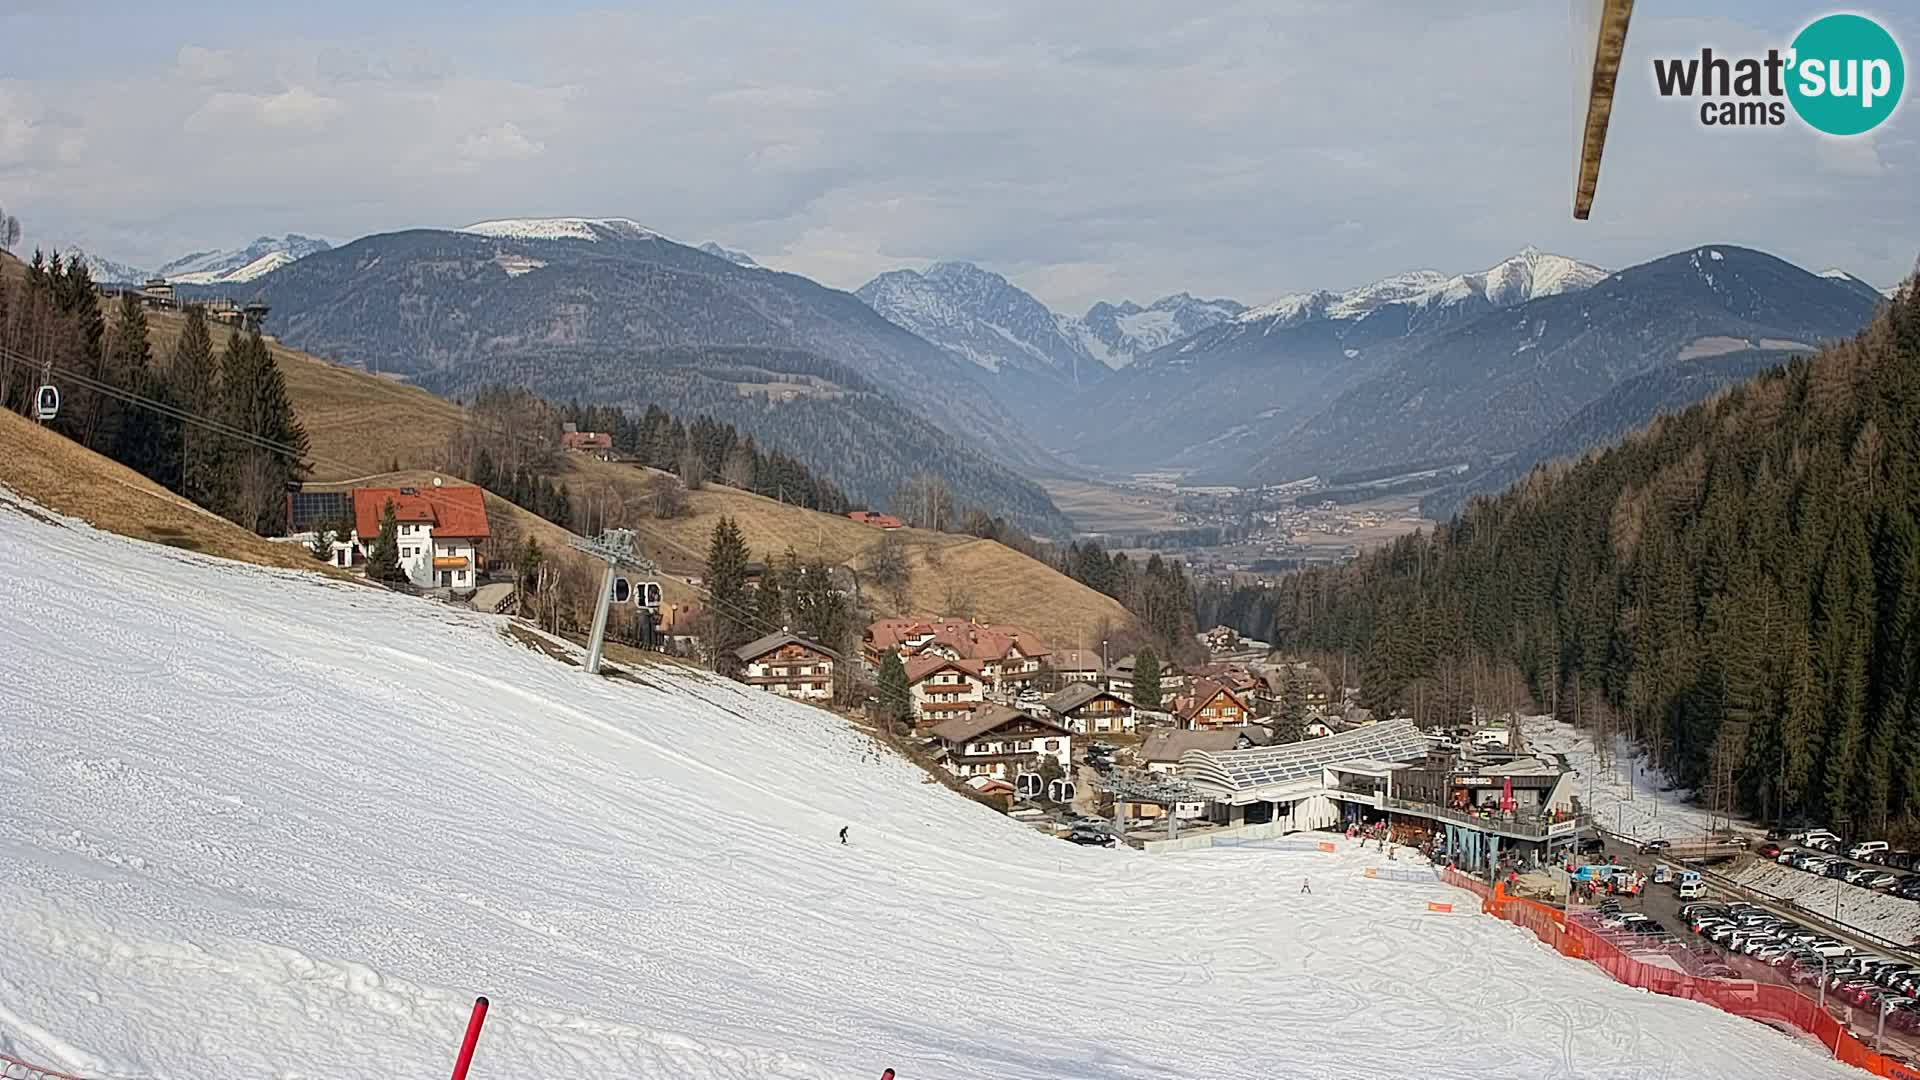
[1863,871,1898,890]
[1808,939,1856,958]
[1641,839,1672,854]
[1802,829,1842,846]
[1850,840,1891,860]
[1065,830,1116,848]
[1757,842,1783,858]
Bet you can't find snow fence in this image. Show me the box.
[1441,869,1920,1080]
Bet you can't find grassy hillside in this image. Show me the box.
[140,311,1136,646]
[145,309,462,480]
[0,407,352,578]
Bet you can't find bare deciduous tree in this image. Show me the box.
[649,472,688,518]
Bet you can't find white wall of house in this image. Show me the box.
[743,655,834,702]
[910,673,985,719]
[948,731,1073,779]
[345,524,479,591]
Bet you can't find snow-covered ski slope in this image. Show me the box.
[0,495,1860,1079]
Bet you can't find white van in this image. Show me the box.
[1849,840,1890,859]
[1676,879,1707,900]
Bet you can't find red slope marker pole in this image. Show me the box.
[451,995,490,1080]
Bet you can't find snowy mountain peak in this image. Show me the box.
[1075,292,1247,367]
[698,241,758,268]
[67,234,329,287]
[460,217,664,243]
[63,248,151,285]
[857,262,1100,382]
[159,234,331,284]
[1238,250,1605,330]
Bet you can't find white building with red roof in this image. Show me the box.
[332,483,490,592]
[864,617,1052,696]
[904,655,989,728]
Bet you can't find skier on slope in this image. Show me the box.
[840,826,850,845]
[1300,877,1311,895]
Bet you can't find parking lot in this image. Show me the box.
[1587,835,1920,1067]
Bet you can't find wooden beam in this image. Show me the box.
[1574,0,1635,220]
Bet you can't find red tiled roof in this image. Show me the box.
[352,485,491,541]
[867,617,1052,664]
[1181,678,1248,721]
[847,511,904,529]
[905,655,987,686]
[561,431,612,450]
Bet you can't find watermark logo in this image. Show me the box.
[1652,12,1905,134]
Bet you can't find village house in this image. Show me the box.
[1041,683,1136,736]
[1255,662,1332,715]
[1050,649,1105,686]
[734,630,835,702]
[1178,677,1252,732]
[1202,625,1241,653]
[335,483,489,593]
[906,656,990,727]
[559,424,614,456]
[846,510,904,530]
[1126,729,1246,820]
[1105,654,1189,699]
[865,617,1051,696]
[930,705,1073,783]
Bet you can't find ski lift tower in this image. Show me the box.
[568,527,658,675]
[1104,769,1205,843]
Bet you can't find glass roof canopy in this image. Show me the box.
[1180,719,1428,796]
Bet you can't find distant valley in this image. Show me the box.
[79,217,1890,554]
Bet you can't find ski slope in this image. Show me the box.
[1527,720,1723,842]
[0,493,1862,1080]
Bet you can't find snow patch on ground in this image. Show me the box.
[1730,861,1920,947]
[0,502,1863,1079]
[461,218,663,243]
[492,253,547,278]
[1524,720,1719,842]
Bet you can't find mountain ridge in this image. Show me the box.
[238,224,1074,534]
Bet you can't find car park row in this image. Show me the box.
[1682,900,1920,1036]
[1768,834,1920,901]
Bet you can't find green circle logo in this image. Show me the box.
[1787,13,1905,136]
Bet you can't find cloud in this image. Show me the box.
[175,45,236,84]
[7,3,1918,308]
[457,122,546,165]
[184,86,341,134]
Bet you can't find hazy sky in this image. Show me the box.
[3,1,1915,311]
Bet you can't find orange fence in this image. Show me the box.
[1439,872,1920,1080]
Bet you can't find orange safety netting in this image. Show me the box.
[1439,870,1920,1080]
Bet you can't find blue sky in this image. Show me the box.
[1,2,1914,310]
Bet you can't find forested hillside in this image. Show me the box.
[1200,282,1920,834]
[416,344,1073,537]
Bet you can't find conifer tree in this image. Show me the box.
[1276,665,1307,742]
[103,292,181,490]
[218,329,309,534]
[877,650,912,732]
[1134,648,1162,711]
[366,501,406,583]
[705,516,753,675]
[754,550,787,629]
[170,306,223,510]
